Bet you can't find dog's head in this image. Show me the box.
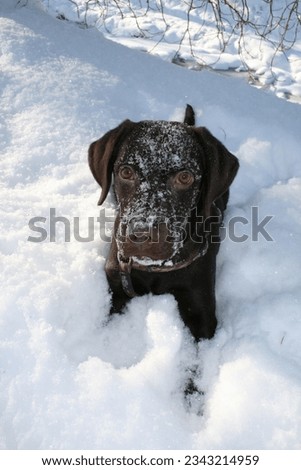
[89,112,239,265]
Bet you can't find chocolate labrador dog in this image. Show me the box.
[89,105,239,341]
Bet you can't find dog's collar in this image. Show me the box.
[118,237,209,298]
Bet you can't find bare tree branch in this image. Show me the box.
[58,0,301,76]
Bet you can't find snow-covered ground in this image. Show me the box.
[1,0,301,450]
[41,0,301,103]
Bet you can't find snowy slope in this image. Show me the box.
[42,0,301,103]
[1,0,301,450]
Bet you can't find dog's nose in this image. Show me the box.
[128,218,151,243]
[128,218,160,243]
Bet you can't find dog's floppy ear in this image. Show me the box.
[88,120,137,205]
[194,127,239,218]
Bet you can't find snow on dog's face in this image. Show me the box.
[113,121,202,264]
[88,116,238,266]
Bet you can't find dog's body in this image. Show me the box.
[89,105,239,341]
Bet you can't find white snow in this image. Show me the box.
[41,0,301,103]
[1,0,301,450]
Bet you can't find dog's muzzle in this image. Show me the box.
[116,215,185,263]
[115,205,222,298]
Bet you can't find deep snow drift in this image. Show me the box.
[0,0,301,450]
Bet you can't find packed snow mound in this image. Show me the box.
[0,0,301,449]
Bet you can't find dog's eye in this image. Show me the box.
[173,170,195,188]
[119,165,136,181]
